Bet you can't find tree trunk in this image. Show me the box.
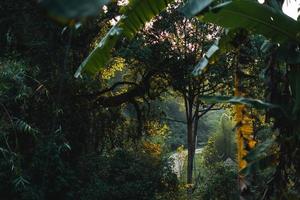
[187,118,196,199]
[187,120,195,184]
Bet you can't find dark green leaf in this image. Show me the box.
[15,119,39,137]
[181,0,214,18]
[75,27,122,77]
[277,43,300,64]
[245,138,275,162]
[75,0,174,77]
[199,0,300,43]
[241,154,276,176]
[200,95,279,110]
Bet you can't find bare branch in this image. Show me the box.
[82,81,139,98]
[93,70,157,107]
[198,104,216,118]
[162,117,186,124]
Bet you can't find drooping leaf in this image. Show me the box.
[260,40,274,53]
[192,39,219,76]
[241,136,278,176]
[119,0,174,39]
[200,95,280,110]
[59,143,72,152]
[75,27,122,77]
[13,176,30,189]
[195,0,300,43]
[181,0,214,18]
[192,57,209,76]
[193,28,252,77]
[241,154,277,176]
[14,119,39,137]
[245,138,276,162]
[75,0,174,77]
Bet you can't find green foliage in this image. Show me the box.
[0,1,180,200]
[14,119,39,137]
[75,25,122,77]
[242,137,277,176]
[193,128,238,200]
[0,59,32,104]
[1,133,179,200]
[78,149,179,200]
[3,0,300,199]
[75,0,175,76]
[237,127,279,199]
[213,113,236,160]
[195,162,239,200]
[197,0,300,43]
[200,114,236,165]
[162,97,223,150]
[0,130,79,200]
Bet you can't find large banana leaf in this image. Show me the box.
[75,0,174,77]
[200,95,290,117]
[186,0,300,43]
[200,95,280,110]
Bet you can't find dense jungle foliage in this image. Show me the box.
[1,0,300,199]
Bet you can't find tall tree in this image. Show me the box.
[135,4,231,190]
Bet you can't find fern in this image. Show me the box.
[12,175,30,189]
[14,119,38,137]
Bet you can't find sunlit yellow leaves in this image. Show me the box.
[176,145,185,153]
[184,184,194,189]
[235,71,256,172]
[248,140,256,149]
[144,121,170,136]
[239,159,247,169]
[240,124,253,134]
[101,57,125,80]
[142,141,162,157]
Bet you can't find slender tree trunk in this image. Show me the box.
[193,104,200,165]
[184,91,202,199]
[187,119,195,185]
[187,118,195,199]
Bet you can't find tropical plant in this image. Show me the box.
[3,0,300,199]
[193,132,238,200]
[75,0,175,76]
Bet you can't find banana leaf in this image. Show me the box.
[75,0,174,77]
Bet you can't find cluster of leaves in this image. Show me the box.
[78,149,179,200]
[0,1,181,200]
[193,128,239,200]
[2,0,300,199]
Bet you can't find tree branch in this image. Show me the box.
[93,71,157,107]
[82,81,139,98]
[161,117,187,124]
[198,104,217,118]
